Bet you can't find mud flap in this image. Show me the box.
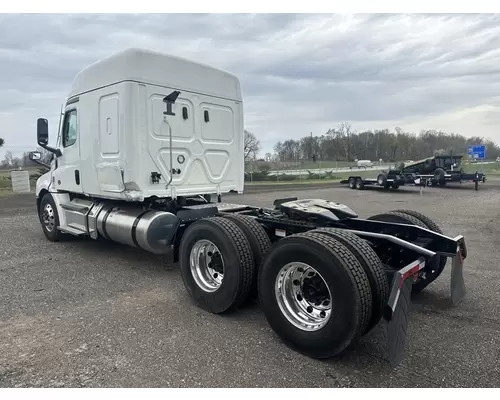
[386,277,413,367]
[383,258,425,367]
[451,248,466,305]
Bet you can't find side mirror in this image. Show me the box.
[29,151,42,161]
[35,117,62,158]
[28,150,51,168]
[37,118,49,146]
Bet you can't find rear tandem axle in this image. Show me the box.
[174,197,467,366]
[37,193,467,367]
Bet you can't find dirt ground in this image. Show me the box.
[1,182,500,388]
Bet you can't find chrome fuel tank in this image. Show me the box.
[96,205,179,255]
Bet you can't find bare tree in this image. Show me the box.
[244,130,261,160]
[332,122,355,161]
[4,151,13,166]
[36,146,54,165]
[0,138,4,148]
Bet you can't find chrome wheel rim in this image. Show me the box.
[275,262,332,332]
[42,203,55,232]
[190,239,224,292]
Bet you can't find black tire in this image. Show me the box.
[367,211,439,294]
[309,228,389,335]
[368,211,426,228]
[377,172,387,186]
[348,177,356,189]
[391,182,400,189]
[221,214,271,299]
[258,232,372,359]
[391,209,443,235]
[355,177,364,190]
[38,193,63,242]
[179,217,255,314]
[434,168,445,184]
[391,209,447,291]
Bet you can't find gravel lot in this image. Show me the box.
[1,182,500,388]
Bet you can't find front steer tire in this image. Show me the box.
[179,217,255,314]
[258,232,372,359]
[38,193,63,242]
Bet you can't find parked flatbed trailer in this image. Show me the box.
[341,173,406,190]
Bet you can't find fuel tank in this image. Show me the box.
[96,205,179,255]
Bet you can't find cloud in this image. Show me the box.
[1,13,500,157]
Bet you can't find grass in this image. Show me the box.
[247,160,356,171]
[462,162,500,175]
[245,179,340,185]
[245,169,386,185]
[280,160,356,170]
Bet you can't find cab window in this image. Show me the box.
[62,109,78,148]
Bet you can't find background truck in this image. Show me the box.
[30,48,468,367]
[355,159,374,168]
[345,154,487,191]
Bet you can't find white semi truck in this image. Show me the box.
[30,48,468,366]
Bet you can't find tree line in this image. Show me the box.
[245,124,500,163]
[2,123,499,171]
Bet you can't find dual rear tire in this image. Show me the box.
[179,215,271,313]
[367,209,447,293]
[179,217,388,359]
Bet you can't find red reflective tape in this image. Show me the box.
[399,265,421,288]
[458,247,464,263]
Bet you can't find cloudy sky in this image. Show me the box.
[1,13,500,157]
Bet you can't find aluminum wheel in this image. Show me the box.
[275,262,332,332]
[189,239,225,293]
[42,203,55,232]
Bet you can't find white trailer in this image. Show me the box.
[31,48,469,367]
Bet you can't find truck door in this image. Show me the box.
[53,102,83,193]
